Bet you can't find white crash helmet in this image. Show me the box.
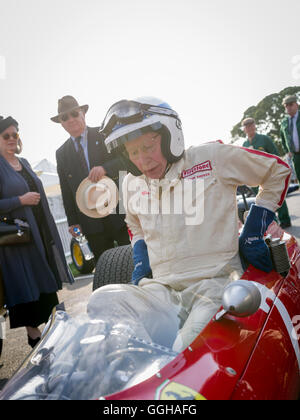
[100,97,185,175]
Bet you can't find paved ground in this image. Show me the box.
[0,190,299,392]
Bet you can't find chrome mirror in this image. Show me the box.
[215,280,261,321]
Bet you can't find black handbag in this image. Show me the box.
[0,217,31,246]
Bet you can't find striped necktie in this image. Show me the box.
[75,136,89,176]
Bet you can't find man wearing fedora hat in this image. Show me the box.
[242,117,292,229]
[280,94,300,184]
[53,95,130,262]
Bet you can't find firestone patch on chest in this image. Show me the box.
[181,160,213,180]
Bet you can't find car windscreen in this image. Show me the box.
[1,285,181,400]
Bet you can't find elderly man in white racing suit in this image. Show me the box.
[97,97,291,352]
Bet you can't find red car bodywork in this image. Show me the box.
[105,223,300,400]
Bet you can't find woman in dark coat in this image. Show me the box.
[0,116,73,347]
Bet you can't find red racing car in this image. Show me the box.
[0,222,299,400]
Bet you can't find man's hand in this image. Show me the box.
[69,225,82,238]
[88,166,106,183]
[239,204,275,272]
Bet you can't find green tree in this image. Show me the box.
[231,86,300,156]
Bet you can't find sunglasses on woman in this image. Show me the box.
[59,110,81,122]
[1,132,19,141]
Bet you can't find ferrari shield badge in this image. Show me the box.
[155,380,206,400]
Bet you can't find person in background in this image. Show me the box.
[280,95,300,184]
[0,116,73,348]
[242,117,292,229]
[53,96,129,263]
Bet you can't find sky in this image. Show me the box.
[0,0,300,165]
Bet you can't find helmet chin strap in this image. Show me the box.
[163,163,172,177]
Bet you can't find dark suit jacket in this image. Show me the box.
[56,126,126,235]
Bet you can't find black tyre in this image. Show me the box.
[70,237,95,275]
[93,245,133,291]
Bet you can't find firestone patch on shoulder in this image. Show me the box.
[181,160,213,180]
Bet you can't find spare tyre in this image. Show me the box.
[93,245,133,291]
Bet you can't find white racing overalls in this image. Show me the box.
[102,142,291,351]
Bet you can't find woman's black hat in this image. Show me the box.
[0,116,19,134]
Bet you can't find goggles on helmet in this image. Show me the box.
[100,99,179,140]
